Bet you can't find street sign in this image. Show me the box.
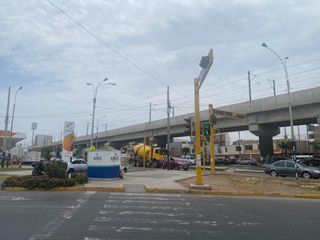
[89,145,96,151]
[31,122,37,130]
[198,49,214,89]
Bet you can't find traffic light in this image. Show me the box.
[204,123,210,136]
[199,55,210,69]
[184,116,194,136]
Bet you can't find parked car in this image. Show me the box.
[215,158,230,165]
[298,158,320,169]
[67,159,88,174]
[264,160,320,179]
[237,158,258,166]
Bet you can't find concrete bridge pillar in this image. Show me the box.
[249,124,280,161]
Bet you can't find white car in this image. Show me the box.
[67,159,88,174]
[180,155,196,165]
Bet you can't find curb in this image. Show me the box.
[144,184,188,194]
[144,184,320,199]
[234,169,264,173]
[188,189,320,199]
[2,184,125,192]
[189,166,228,171]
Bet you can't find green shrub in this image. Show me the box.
[1,175,76,190]
[70,172,88,185]
[44,161,68,179]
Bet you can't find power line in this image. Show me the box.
[45,0,188,99]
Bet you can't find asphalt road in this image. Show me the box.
[0,191,319,240]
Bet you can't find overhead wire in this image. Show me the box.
[45,0,189,99]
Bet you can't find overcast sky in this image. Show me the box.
[1,0,320,145]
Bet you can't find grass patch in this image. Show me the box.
[0,174,13,179]
[0,167,25,171]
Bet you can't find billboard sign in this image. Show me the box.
[62,121,75,162]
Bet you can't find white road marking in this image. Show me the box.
[0,196,32,201]
[94,217,219,226]
[0,205,73,209]
[103,204,194,211]
[108,195,187,201]
[98,210,186,217]
[110,192,183,197]
[29,191,95,240]
[89,225,221,235]
[105,199,190,205]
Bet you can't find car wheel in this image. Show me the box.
[124,167,128,173]
[270,170,278,177]
[302,172,312,179]
[68,168,75,174]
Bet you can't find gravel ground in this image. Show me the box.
[177,175,320,194]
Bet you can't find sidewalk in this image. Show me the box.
[85,169,195,192]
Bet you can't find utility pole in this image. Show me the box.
[238,131,241,158]
[149,102,152,123]
[248,71,252,104]
[86,122,89,136]
[306,125,311,156]
[3,86,11,152]
[172,106,175,117]
[267,79,277,105]
[96,119,99,149]
[149,102,153,161]
[166,86,171,168]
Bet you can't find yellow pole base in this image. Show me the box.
[195,166,203,185]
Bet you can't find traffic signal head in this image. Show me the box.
[199,56,210,69]
[204,123,210,136]
[184,117,194,136]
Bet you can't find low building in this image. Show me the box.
[34,134,53,147]
[0,130,26,150]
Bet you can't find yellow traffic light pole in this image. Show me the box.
[194,49,213,186]
[194,78,203,185]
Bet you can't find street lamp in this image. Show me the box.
[86,78,115,149]
[9,86,23,149]
[261,42,296,177]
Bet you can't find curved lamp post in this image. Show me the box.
[86,78,115,148]
[9,86,23,149]
[262,42,297,178]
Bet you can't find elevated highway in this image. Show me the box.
[31,87,320,158]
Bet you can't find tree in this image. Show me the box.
[278,140,291,157]
[182,147,190,155]
[41,147,52,161]
[313,141,320,155]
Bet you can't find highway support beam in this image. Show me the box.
[249,124,280,161]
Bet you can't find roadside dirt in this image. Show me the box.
[177,175,320,194]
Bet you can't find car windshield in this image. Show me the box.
[297,162,307,168]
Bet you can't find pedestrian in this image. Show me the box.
[7,151,11,168]
[0,149,4,168]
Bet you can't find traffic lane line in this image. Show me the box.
[29,191,95,240]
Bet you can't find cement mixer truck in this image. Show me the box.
[131,144,167,168]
